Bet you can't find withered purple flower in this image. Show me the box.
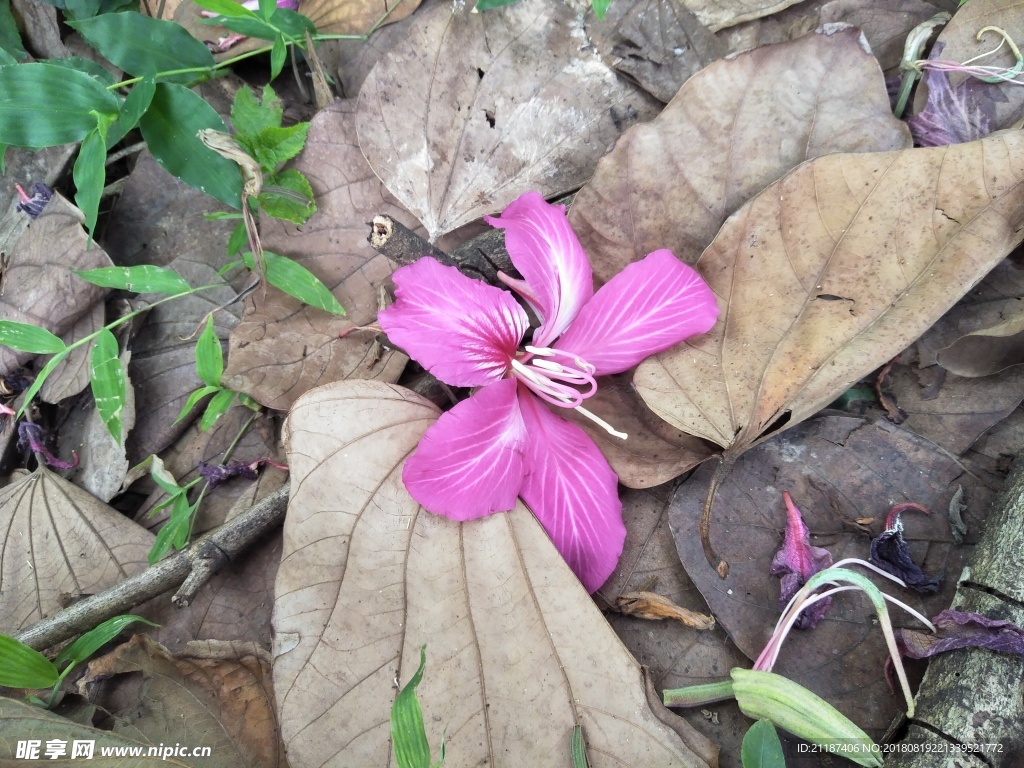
[769,491,833,628]
[897,609,1024,660]
[18,422,77,469]
[199,460,259,489]
[870,503,940,594]
[15,182,53,219]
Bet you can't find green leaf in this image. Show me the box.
[244,250,343,315]
[571,725,589,768]
[106,76,156,149]
[73,127,107,236]
[149,454,183,497]
[474,0,520,10]
[203,211,244,221]
[204,14,280,41]
[70,11,214,82]
[391,646,432,768]
[227,220,248,256]
[259,168,315,223]
[270,35,286,80]
[247,122,308,168]
[0,634,59,689]
[0,47,16,67]
[44,56,116,86]
[140,83,242,209]
[148,493,194,564]
[193,0,261,18]
[200,387,235,431]
[270,8,315,38]
[591,0,610,20]
[18,351,68,416]
[0,0,28,62]
[741,720,786,768]
[0,62,119,148]
[75,264,191,295]
[258,0,276,19]
[0,320,67,353]
[89,328,126,444]
[174,384,222,424]
[0,143,6,173]
[195,315,223,387]
[231,84,283,139]
[54,614,157,671]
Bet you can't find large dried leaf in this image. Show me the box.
[635,132,1024,454]
[570,26,911,283]
[356,0,660,241]
[566,375,714,488]
[302,0,420,35]
[39,302,104,404]
[126,254,240,463]
[79,635,285,768]
[585,0,723,104]
[274,379,716,768]
[222,100,408,411]
[0,193,112,376]
[669,415,999,733]
[0,697,201,766]
[677,0,807,32]
[0,467,154,631]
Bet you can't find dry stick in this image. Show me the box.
[14,485,290,652]
[884,451,1024,767]
[700,455,735,578]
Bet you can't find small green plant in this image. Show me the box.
[741,720,785,768]
[390,647,445,768]
[0,615,156,708]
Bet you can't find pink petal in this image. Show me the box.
[554,249,719,375]
[517,387,624,592]
[379,257,528,387]
[485,192,593,347]
[404,380,526,521]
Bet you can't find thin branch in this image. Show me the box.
[14,485,289,652]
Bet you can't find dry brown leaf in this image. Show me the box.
[126,254,240,464]
[80,635,285,768]
[634,132,1024,457]
[616,590,716,629]
[585,0,723,103]
[222,100,408,411]
[678,0,807,32]
[273,379,716,768]
[925,0,1024,133]
[668,414,998,733]
[570,26,911,284]
[0,697,198,766]
[565,375,713,488]
[0,467,154,632]
[302,0,420,36]
[356,0,660,241]
[39,302,104,405]
[64,349,137,502]
[938,313,1024,376]
[0,193,111,376]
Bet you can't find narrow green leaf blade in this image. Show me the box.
[391,646,432,768]
[207,14,280,40]
[75,264,191,295]
[148,493,193,564]
[90,328,126,444]
[70,11,213,82]
[0,0,28,62]
[106,76,156,149]
[54,614,157,670]
[244,250,343,314]
[199,387,235,430]
[17,351,68,417]
[73,127,107,236]
[0,320,66,353]
[474,0,519,10]
[227,220,248,256]
[571,725,589,768]
[140,83,242,209]
[270,8,316,37]
[270,36,286,80]
[195,315,223,387]
[45,55,116,86]
[0,62,119,148]
[174,384,222,424]
[741,720,786,768]
[591,0,611,20]
[0,634,59,689]
[193,0,261,18]
[258,0,276,19]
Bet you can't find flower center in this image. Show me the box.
[510,346,627,439]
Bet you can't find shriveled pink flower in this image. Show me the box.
[379,191,718,592]
[770,491,833,627]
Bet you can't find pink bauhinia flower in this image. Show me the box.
[379,191,719,592]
